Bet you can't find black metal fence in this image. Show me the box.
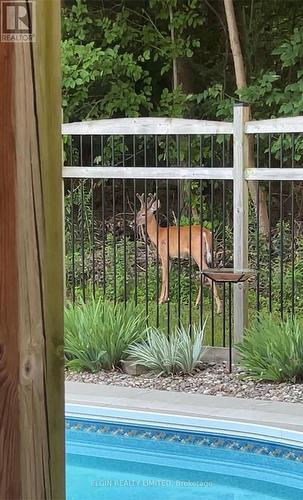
[63,121,303,350]
[251,133,303,318]
[64,133,234,347]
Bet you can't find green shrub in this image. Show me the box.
[127,322,207,375]
[237,314,303,382]
[65,299,146,372]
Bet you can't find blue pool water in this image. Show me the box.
[66,418,303,500]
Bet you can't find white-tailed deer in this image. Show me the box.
[136,193,222,314]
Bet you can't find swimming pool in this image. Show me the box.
[66,417,303,500]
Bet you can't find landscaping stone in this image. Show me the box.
[120,360,149,376]
[65,363,303,404]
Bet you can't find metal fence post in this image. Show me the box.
[62,109,66,301]
[233,103,249,344]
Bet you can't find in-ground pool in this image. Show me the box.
[66,417,303,500]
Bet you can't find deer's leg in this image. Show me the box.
[205,277,222,314]
[192,232,222,314]
[195,285,201,308]
[214,282,222,314]
[192,252,222,313]
[195,264,202,307]
[159,253,169,304]
[192,252,204,307]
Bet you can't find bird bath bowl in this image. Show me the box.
[201,268,256,284]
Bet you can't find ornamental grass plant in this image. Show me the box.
[237,314,303,382]
[65,299,146,372]
[127,322,207,376]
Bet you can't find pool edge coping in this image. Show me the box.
[65,381,303,448]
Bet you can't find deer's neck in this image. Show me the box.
[146,214,159,246]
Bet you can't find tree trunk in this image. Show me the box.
[224,0,269,236]
[0,1,65,498]
[224,0,247,88]
[169,6,178,91]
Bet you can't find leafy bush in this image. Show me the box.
[127,323,207,376]
[65,299,146,372]
[237,314,303,382]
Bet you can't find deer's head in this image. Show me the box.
[136,193,160,226]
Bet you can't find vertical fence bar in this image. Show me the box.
[122,136,127,307]
[268,134,272,312]
[80,136,86,302]
[228,282,232,372]
[112,136,116,303]
[155,135,159,327]
[71,178,75,303]
[69,137,75,303]
[188,135,192,330]
[101,136,106,298]
[176,135,181,328]
[133,136,138,306]
[222,138,226,347]
[199,136,204,330]
[291,134,295,316]
[210,136,215,345]
[256,134,260,312]
[144,136,148,323]
[280,134,284,319]
[61,122,66,301]
[233,103,249,345]
[91,136,95,299]
[166,135,170,336]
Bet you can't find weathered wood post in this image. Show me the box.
[0,1,65,498]
[233,103,249,344]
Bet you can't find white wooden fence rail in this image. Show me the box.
[62,105,303,344]
[62,114,303,137]
[62,117,233,136]
[62,167,234,180]
[63,166,303,182]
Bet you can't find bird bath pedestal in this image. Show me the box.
[201,269,256,372]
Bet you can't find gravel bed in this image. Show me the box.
[66,363,303,404]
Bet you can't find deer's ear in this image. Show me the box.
[150,199,160,212]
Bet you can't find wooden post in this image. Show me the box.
[233,103,249,344]
[0,1,65,499]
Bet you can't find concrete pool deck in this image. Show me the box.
[65,381,303,446]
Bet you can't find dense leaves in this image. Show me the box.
[62,0,303,122]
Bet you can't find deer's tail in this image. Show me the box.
[203,231,212,267]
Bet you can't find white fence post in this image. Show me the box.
[233,103,249,344]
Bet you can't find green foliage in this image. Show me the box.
[272,28,303,70]
[237,314,303,382]
[62,0,205,121]
[127,322,207,375]
[238,26,303,122]
[248,221,303,314]
[65,299,146,372]
[156,86,188,117]
[62,0,303,129]
[64,183,93,255]
[62,0,152,120]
